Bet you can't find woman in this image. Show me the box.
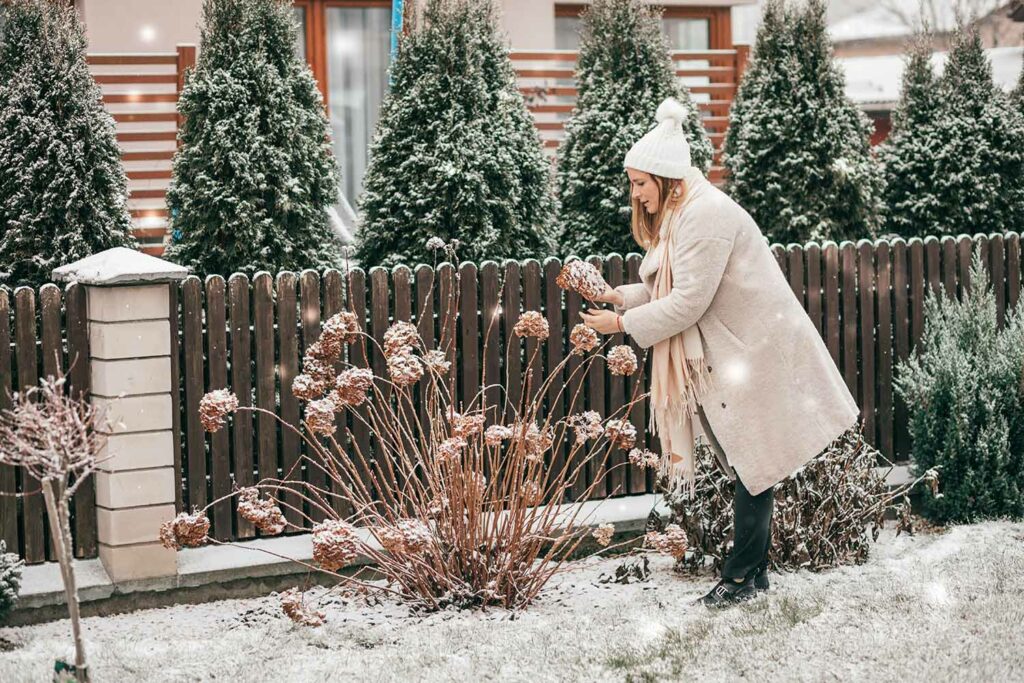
[580,98,860,608]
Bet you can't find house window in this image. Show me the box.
[293,1,391,215]
[555,4,724,51]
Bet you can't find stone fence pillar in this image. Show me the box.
[54,247,188,583]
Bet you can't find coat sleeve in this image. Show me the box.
[620,236,733,349]
[612,282,650,315]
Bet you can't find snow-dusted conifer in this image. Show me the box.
[927,25,1024,237]
[555,0,712,259]
[725,0,883,244]
[879,35,946,239]
[164,0,343,277]
[0,0,135,288]
[0,539,23,622]
[356,0,555,269]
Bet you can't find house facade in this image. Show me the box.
[68,0,755,253]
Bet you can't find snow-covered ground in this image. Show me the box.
[1,519,1022,682]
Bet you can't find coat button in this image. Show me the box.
[721,402,726,409]
[708,366,713,373]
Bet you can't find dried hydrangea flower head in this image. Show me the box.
[437,436,468,464]
[159,509,210,550]
[592,523,615,547]
[555,259,606,301]
[199,389,238,432]
[312,519,360,571]
[484,424,513,446]
[304,397,337,436]
[448,408,486,439]
[335,367,374,406]
[291,373,325,401]
[422,349,451,375]
[280,588,326,627]
[567,410,603,445]
[521,480,543,505]
[236,487,287,535]
[628,448,660,469]
[387,352,424,387]
[607,345,638,375]
[382,320,420,358]
[300,352,335,387]
[513,311,549,340]
[569,323,599,355]
[377,519,433,555]
[604,419,637,450]
[518,422,554,462]
[645,523,688,560]
[426,236,446,251]
[318,310,361,356]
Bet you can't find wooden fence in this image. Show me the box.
[172,231,1022,543]
[0,284,94,564]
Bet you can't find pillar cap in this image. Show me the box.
[52,247,189,286]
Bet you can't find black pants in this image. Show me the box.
[721,474,774,581]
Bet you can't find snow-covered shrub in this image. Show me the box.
[895,250,1024,524]
[0,0,135,288]
[356,0,555,270]
[878,35,946,240]
[555,0,712,260]
[659,426,937,574]
[925,25,1024,238]
[724,0,883,245]
[164,0,343,277]
[0,539,23,622]
[168,240,672,617]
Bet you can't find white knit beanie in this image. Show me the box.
[623,97,693,179]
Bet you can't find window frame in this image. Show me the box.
[554,3,732,51]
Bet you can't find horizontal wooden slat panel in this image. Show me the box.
[112,112,177,123]
[94,74,178,84]
[118,131,177,143]
[104,93,178,104]
[88,53,177,65]
[122,150,175,161]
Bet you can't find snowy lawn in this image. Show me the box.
[1,519,1022,682]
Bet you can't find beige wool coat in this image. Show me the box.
[613,173,860,496]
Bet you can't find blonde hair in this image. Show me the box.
[629,172,686,251]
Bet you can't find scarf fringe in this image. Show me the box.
[648,357,713,500]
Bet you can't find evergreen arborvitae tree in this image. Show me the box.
[725,0,883,245]
[0,539,23,622]
[927,25,1024,237]
[164,0,342,277]
[0,0,135,288]
[356,0,555,270]
[879,36,946,239]
[895,251,1024,524]
[556,0,712,259]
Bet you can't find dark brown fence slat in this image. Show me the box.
[415,265,436,448]
[228,274,254,538]
[370,268,391,411]
[805,243,822,337]
[605,255,626,499]
[502,261,522,426]
[1007,232,1021,312]
[348,269,373,500]
[0,289,16,554]
[38,286,61,562]
[563,263,587,500]
[875,241,893,460]
[957,234,974,297]
[857,241,876,449]
[300,270,328,524]
[823,242,840,366]
[181,277,206,514]
[543,258,567,502]
[276,272,302,528]
[205,276,231,540]
[480,262,502,425]
[166,283,183,515]
[321,269,353,519]
[787,245,804,307]
[14,288,44,563]
[586,256,607,500]
[624,253,648,495]
[910,239,926,354]
[772,244,788,280]
[892,239,911,461]
[989,234,1006,327]
[253,273,278,525]
[941,236,957,300]
[459,262,480,414]
[521,260,543,407]
[840,243,859,402]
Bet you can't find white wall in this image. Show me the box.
[78,0,203,53]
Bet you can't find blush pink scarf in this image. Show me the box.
[647,168,714,499]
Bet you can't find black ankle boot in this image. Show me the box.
[696,576,756,608]
[754,566,769,591]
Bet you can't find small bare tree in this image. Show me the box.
[0,370,112,683]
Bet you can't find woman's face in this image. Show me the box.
[627,168,662,214]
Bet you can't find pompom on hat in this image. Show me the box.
[623,97,694,179]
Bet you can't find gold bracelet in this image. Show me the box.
[616,315,624,333]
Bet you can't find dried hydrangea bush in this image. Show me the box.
[659,426,941,575]
[161,239,691,623]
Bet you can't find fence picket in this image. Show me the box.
[205,276,231,540]
[276,272,302,528]
[14,288,44,563]
[228,274,254,538]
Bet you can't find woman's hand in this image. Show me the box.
[587,284,625,307]
[579,307,623,335]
